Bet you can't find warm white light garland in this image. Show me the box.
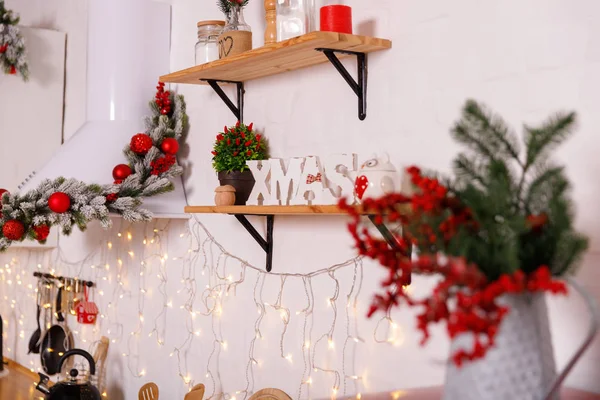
[0,215,405,399]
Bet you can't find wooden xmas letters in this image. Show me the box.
[247,154,358,206]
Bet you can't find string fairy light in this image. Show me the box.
[0,213,410,400]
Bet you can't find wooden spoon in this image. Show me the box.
[184,383,205,400]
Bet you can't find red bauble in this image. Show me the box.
[48,192,71,213]
[3,220,25,240]
[9,65,16,75]
[160,138,179,155]
[130,133,153,155]
[34,225,50,242]
[112,164,132,181]
[160,107,169,115]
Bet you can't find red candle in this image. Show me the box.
[320,5,353,34]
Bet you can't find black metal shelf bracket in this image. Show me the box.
[368,215,412,284]
[204,79,245,123]
[234,214,274,272]
[316,48,368,121]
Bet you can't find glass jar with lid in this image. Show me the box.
[276,0,316,41]
[195,20,225,65]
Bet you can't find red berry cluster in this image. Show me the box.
[151,154,176,176]
[212,122,267,173]
[340,166,568,367]
[0,44,7,53]
[155,82,171,116]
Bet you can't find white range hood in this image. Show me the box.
[20,0,188,219]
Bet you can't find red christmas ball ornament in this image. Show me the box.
[112,164,132,181]
[48,192,71,213]
[3,220,25,241]
[34,225,50,242]
[9,65,16,75]
[160,138,179,155]
[130,133,153,155]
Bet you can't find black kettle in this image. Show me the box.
[36,349,101,400]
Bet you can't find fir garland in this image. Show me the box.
[0,82,188,250]
[0,0,28,80]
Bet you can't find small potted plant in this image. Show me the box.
[212,121,268,205]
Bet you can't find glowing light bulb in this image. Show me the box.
[306,377,312,385]
[117,259,123,267]
[180,233,185,238]
[105,264,110,270]
[285,354,293,363]
[107,242,112,249]
[304,341,311,349]
[128,251,134,258]
[117,232,122,237]
[143,239,147,245]
[139,314,144,322]
[194,330,201,336]
[328,339,335,349]
[140,369,146,376]
[127,232,132,241]
[356,393,362,400]
[222,341,228,350]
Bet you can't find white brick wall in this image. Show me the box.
[2,0,599,398]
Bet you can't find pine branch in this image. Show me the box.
[524,111,576,169]
[462,100,522,166]
[552,232,588,275]
[451,100,522,165]
[217,0,249,14]
[523,165,565,212]
[452,154,487,189]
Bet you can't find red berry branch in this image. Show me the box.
[339,166,568,366]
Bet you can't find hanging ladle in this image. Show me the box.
[27,281,43,354]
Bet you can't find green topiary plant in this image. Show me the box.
[212,122,268,172]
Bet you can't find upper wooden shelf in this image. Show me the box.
[160,32,392,84]
[184,205,350,215]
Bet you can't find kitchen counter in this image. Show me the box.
[334,386,600,400]
[2,357,599,400]
[0,358,48,400]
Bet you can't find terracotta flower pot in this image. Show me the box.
[218,171,255,205]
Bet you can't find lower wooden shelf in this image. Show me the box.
[184,205,348,215]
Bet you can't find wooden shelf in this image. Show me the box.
[160,32,391,84]
[184,205,350,215]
